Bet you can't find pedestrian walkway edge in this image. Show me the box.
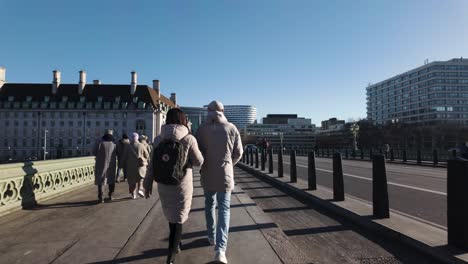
[237,163,467,264]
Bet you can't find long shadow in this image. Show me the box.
[190,203,257,213]
[181,223,278,240]
[241,186,275,190]
[283,225,350,236]
[250,194,289,200]
[262,206,310,213]
[87,248,167,264]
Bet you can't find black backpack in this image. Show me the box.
[152,138,186,185]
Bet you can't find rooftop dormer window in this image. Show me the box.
[44,96,50,102]
[26,96,32,102]
[8,96,14,102]
[97,96,103,103]
[80,96,85,103]
[62,96,68,102]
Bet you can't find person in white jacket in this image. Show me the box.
[196,100,243,264]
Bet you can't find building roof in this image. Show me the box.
[0,83,176,108]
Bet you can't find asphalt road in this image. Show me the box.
[271,155,447,228]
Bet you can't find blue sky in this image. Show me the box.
[1,0,467,125]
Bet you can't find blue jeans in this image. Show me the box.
[204,190,231,252]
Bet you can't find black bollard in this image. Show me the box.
[448,158,468,249]
[352,149,356,159]
[308,151,317,190]
[333,152,345,201]
[345,149,349,159]
[433,149,438,166]
[261,149,266,171]
[255,148,259,168]
[278,148,284,178]
[268,148,274,174]
[403,149,407,162]
[372,154,390,219]
[360,149,364,160]
[417,149,422,165]
[390,148,394,161]
[290,150,297,183]
[250,148,254,166]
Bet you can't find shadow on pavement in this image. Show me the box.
[87,248,167,264]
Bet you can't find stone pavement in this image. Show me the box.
[0,168,437,264]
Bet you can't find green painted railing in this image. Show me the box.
[0,157,95,216]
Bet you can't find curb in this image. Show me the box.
[237,163,465,264]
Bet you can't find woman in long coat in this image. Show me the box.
[144,108,204,264]
[93,130,117,202]
[121,133,149,199]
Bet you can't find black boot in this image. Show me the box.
[108,184,115,201]
[97,185,103,203]
[167,223,183,264]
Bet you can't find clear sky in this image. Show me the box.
[1,0,467,125]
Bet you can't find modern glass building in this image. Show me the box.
[180,106,207,134]
[223,105,257,129]
[367,58,468,126]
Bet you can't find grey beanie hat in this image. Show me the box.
[207,100,224,111]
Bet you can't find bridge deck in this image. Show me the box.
[0,169,434,263]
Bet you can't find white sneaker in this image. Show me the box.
[215,250,227,264]
[208,237,215,245]
[132,193,137,199]
[138,189,145,198]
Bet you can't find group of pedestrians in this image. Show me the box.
[93,101,243,264]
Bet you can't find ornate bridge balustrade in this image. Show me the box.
[0,157,95,216]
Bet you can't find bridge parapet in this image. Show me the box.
[0,157,95,216]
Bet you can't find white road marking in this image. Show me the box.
[279,161,447,196]
[316,185,447,230]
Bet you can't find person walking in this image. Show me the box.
[144,108,204,264]
[121,132,149,199]
[93,129,117,203]
[140,135,152,163]
[197,100,243,264]
[116,134,129,182]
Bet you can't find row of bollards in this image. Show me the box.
[243,149,468,250]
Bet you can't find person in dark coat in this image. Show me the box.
[93,129,117,203]
[116,134,129,182]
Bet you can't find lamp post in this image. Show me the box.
[43,129,48,160]
[76,146,80,157]
[350,122,360,151]
[279,132,284,152]
[7,146,11,161]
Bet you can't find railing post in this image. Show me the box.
[369,149,373,161]
[290,150,297,183]
[278,148,284,178]
[360,148,364,160]
[345,149,349,159]
[417,149,422,165]
[268,148,273,174]
[448,158,468,249]
[390,148,394,161]
[333,152,345,201]
[261,148,266,171]
[372,154,390,219]
[250,148,254,166]
[403,149,407,162]
[351,149,356,159]
[433,149,439,166]
[453,149,457,158]
[255,148,259,168]
[308,151,316,190]
[327,149,330,157]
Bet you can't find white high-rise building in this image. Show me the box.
[223,105,257,129]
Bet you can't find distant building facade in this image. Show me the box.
[0,68,176,162]
[262,114,298,125]
[367,58,468,126]
[181,106,207,134]
[223,105,257,129]
[316,117,351,149]
[319,118,346,135]
[245,115,316,151]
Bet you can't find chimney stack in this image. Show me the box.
[170,93,177,105]
[52,70,61,94]
[78,70,86,94]
[153,80,160,98]
[131,71,137,95]
[0,67,5,89]
[93,80,101,85]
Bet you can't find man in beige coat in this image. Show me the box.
[121,132,149,199]
[197,100,243,264]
